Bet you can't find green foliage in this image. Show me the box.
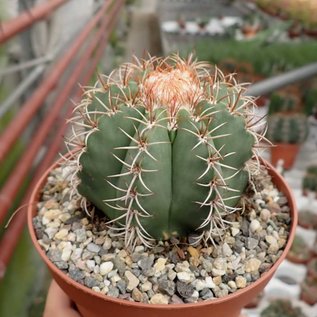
[0,230,50,317]
[193,38,317,77]
[268,92,298,114]
[266,113,309,144]
[69,55,262,247]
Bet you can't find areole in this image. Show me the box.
[27,157,297,317]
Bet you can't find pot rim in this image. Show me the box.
[27,156,297,310]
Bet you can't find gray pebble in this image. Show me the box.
[84,276,100,288]
[246,237,259,250]
[107,286,119,298]
[117,280,127,294]
[47,249,62,262]
[55,261,68,270]
[113,256,126,275]
[158,278,175,296]
[87,243,101,253]
[176,281,194,299]
[75,228,87,242]
[200,288,214,300]
[69,267,85,282]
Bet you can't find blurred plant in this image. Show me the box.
[302,165,317,196]
[266,113,309,144]
[261,299,307,317]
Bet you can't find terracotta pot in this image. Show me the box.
[270,143,300,170]
[307,258,317,280]
[286,251,311,265]
[298,210,317,230]
[300,279,317,306]
[27,158,297,317]
[304,28,317,38]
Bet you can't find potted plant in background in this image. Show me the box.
[286,234,311,264]
[27,54,297,317]
[300,275,317,306]
[302,165,317,197]
[260,299,307,317]
[266,112,309,169]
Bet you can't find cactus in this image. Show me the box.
[67,55,264,247]
[268,92,299,115]
[302,165,317,193]
[260,299,307,317]
[266,113,308,144]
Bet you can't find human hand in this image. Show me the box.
[44,280,81,317]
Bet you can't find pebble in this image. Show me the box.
[260,209,271,221]
[71,248,83,262]
[177,271,195,283]
[100,262,114,276]
[158,279,175,296]
[154,258,167,274]
[231,227,240,236]
[84,276,99,288]
[250,220,261,233]
[168,269,177,281]
[141,281,152,292]
[86,260,96,272]
[176,281,194,299]
[246,237,259,250]
[87,243,101,253]
[61,246,72,262]
[103,237,112,250]
[245,258,262,273]
[75,228,87,242]
[45,227,58,239]
[125,271,139,291]
[54,229,69,240]
[200,288,214,300]
[213,276,222,286]
[235,276,247,288]
[222,243,233,257]
[132,287,144,302]
[150,294,169,304]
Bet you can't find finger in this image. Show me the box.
[44,280,81,317]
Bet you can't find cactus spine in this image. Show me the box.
[67,55,264,248]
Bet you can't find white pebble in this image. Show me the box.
[100,262,114,276]
[125,271,139,291]
[86,260,96,272]
[61,247,72,261]
[205,276,215,289]
[250,219,261,233]
[177,271,195,283]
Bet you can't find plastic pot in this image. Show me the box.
[27,158,297,317]
[270,143,300,170]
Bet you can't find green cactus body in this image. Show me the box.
[267,113,309,144]
[69,55,261,246]
[303,165,317,192]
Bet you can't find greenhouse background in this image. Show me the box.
[0,0,317,316]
